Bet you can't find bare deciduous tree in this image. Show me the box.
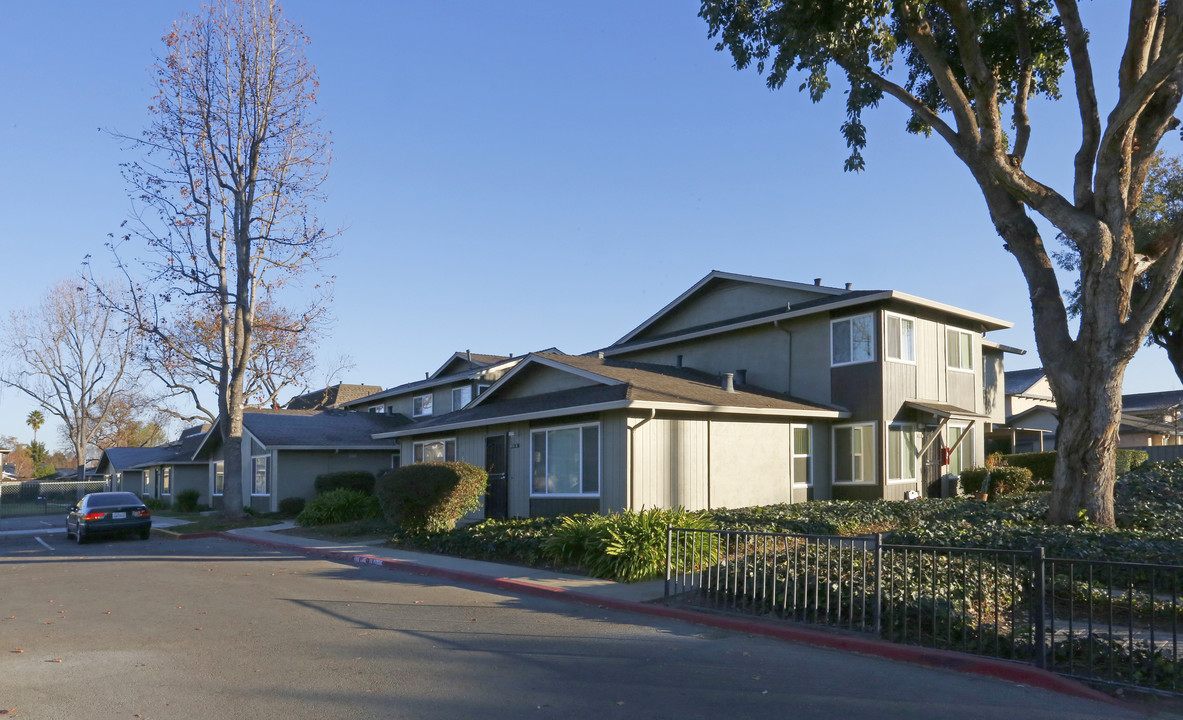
[101,0,334,518]
[1,280,140,480]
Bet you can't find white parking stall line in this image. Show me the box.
[35,537,54,551]
[39,520,54,526]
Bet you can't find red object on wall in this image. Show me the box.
[940,447,953,466]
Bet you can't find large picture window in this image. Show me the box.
[791,425,812,486]
[947,425,973,475]
[252,456,269,495]
[834,423,875,483]
[887,424,919,481]
[832,314,874,366]
[531,424,599,496]
[413,394,434,418]
[413,438,456,463]
[947,328,974,371]
[886,314,915,363]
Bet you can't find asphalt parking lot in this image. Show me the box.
[0,527,1164,720]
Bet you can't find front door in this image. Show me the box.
[485,435,509,520]
[922,426,943,497]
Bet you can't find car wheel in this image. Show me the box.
[65,523,73,540]
[139,528,151,540]
[76,527,87,544]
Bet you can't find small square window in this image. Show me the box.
[413,394,434,418]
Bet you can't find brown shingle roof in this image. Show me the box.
[285,383,383,410]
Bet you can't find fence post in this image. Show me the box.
[665,524,673,600]
[1032,546,1046,669]
[873,533,883,636]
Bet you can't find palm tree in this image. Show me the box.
[26,410,44,444]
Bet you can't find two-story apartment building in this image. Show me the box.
[375,271,1016,517]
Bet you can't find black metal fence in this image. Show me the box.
[0,479,109,518]
[665,527,1183,696]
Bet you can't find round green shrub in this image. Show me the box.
[296,488,381,527]
[1116,449,1150,476]
[959,468,989,495]
[278,496,306,517]
[375,462,487,534]
[990,466,1034,496]
[173,489,202,513]
[313,470,376,496]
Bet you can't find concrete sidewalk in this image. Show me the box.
[175,521,1169,717]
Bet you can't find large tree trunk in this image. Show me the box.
[1045,366,1124,525]
[221,412,246,520]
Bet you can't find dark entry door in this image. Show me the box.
[485,435,509,520]
[922,426,943,497]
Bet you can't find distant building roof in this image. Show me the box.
[1121,390,1183,415]
[1005,368,1048,396]
[284,383,383,410]
[242,408,408,448]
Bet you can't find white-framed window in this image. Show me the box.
[531,423,600,497]
[885,313,916,363]
[369,406,384,414]
[252,456,269,496]
[887,424,919,481]
[791,424,812,486]
[947,328,974,371]
[947,424,974,475]
[452,385,472,411]
[413,438,456,463]
[413,394,434,418]
[162,466,172,495]
[115,472,122,487]
[476,383,492,396]
[832,314,874,366]
[213,461,224,497]
[834,423,875,483]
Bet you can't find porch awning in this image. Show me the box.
[903,400,989,420]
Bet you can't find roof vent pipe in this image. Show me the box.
[596,350,604,359]
[845,282,852,290]
[736,369,747,385]
[722,372,735,393]
[814,277,822,286]
[466,349,471,362]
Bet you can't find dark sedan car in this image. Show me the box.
[66,492,152,543]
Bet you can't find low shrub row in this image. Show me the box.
[1000,449,1150,481]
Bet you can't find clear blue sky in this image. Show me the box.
[1,1,1179,450]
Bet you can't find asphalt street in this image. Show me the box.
[0,525,1160,720]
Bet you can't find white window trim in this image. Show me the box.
[831,314,875,367]
[413,438,456,463]
[161,466,172,496]
[212,461,224,497]
[884,312,917,365]
[412,393,434,418]
[251,454,271,497]
[946,327,976,373]
[791,424,813,487]
[946,422,974,475]
[886,423,919,483]
[832,422,876,485]
[530,422,601,498]
[476,383,492,396]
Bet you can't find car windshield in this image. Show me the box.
[85,493,143,508]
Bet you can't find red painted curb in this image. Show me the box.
[215,532,1134,712]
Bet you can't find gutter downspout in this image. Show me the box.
[628,409,657,511]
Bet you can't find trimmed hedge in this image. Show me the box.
[1002,449,1150,481]
[314,471,376,496]
[376,462,488,533]
[297,488,382,526]
[959,466,1033,497]
[278,496,306,517]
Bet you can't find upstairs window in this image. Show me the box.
[452,385,472,411]
[413,393,433,417]
[886,314,915,363]
[832,314,874,366]
[947,328,974,371]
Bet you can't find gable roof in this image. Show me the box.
[377,352,847,438]
[1005,368,1048,396]
[285,383,383,410]
[97,428,209,472]
[342,355,525,408]
[604,277,1011,356]
[614,270,852,346]
[429,351,514,379]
